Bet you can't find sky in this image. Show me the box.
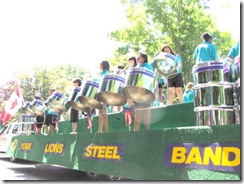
[0,0,241,84]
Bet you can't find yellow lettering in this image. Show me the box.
[203,147,222,166]
[185,147,202,165]
[92,146,99,157]
[112,146,120,160]
[44,144,49,152]
[85,145,93,157]
[105,146,113,159]
[58,144,63,154]
[97,146,106,158]
[222,147,240,167]
[171,147,186,163]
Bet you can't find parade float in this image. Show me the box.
[4,54,241,180]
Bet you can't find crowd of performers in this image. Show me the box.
[30,32,240,134]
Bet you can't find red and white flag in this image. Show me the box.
[0,84,24,124]
[87,116,92,129]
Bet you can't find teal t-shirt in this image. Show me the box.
[175,55,182,74]
[193,42,218,63]
[228,40,240,59]
[183,89,194,103]
[140,62,154,71]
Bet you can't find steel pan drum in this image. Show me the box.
[78,81,102,109]
[195,107,235,126]
[66,87,91,112]
[122,67,156,103]
[29,99,47,116]
[97,74,127,106]
[194,83,234,108]
[193,61,223,85]
[47,91,67,113]
[45,97,63,114]
[22,101,37,117]
[151,52,177,79]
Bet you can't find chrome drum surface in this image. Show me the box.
[97,74,126,106]
[78,81,102,109]
[122,68,156,103]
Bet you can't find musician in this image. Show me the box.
[134,52,153,131]
[193,32,218,63]
[228,39,240,60]
[70,78,82,133]
[123,57,137,127]
[183,82,194,103]
[111,65,125,112]
[33,93,44,134]
[162,45,184,104]
[152,52,166,104]
[44,88,59,134]
[98,61,110,133]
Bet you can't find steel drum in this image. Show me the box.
[97,74,127,106]
[47,91,67,113]
[151,52,177,79]
[66,87,91,112]
[45,96,63,114]
[192,61,224,85]
[194,83,234,108]
[78,80,102,109]
[122,67,156,103]
[21,101,37,117]
[29,99,47,116]
[195,107,236,126]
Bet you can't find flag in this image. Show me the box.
[0,84,24,124]
[125,110,132,126]
[87,115,92,129]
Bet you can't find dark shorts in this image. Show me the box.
[36,116,44,128]
[168,73,184,88]
[36,124,43,128]
[70,108,79,123]
[44,114,58,126]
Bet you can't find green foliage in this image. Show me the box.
[110,0,234,86]
[0,65,86,123]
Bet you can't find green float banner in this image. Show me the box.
[6,103,240,180]
[7,124,240,180]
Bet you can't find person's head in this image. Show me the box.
[161,45,175,55]
[128,56,137,67]
[34,93,42,100]
[118,65,124,70]
[100,61,110,71]
[186,82,194,90]
[49,88,55,95]
[137,52,148,66]
[201,32,213,42]
[73,78,82,87]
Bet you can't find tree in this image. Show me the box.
[109,0,233,85]
[0,64,86,123]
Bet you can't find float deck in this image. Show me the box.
[6,102,240,180]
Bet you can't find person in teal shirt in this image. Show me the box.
[97,61,110,133]
[44,88,59,134]
[228,40,240,59]
[183,82,194,103]
[193,32,218,63]
[133,52,153,131]
[162,45,184,104]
